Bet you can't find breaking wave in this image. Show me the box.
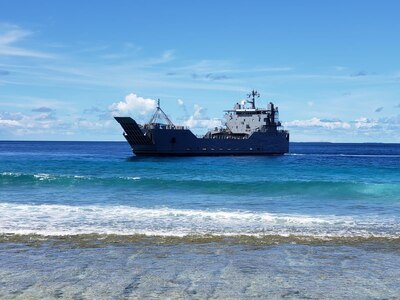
[1,203,399,239]
[1,172,399,199]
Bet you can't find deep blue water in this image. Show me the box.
[1,141,400,299]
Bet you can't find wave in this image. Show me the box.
[1,172,399,199]
[0,203,399,239]
[1,172,141,184]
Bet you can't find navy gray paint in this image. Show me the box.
[115,92,289,156]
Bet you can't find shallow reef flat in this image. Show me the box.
[1,239,400,299]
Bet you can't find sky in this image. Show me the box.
[1,0,400,142]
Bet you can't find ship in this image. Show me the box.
[115,90,289,156]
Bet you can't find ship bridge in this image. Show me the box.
[222,91,282,135]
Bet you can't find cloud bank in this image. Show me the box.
[284,118,351,129]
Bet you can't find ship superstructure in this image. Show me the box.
[115,91,289,156]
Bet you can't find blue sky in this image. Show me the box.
[1,0,400,142]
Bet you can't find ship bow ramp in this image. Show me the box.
[114,117,153,148]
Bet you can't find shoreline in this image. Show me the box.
[2,233,400,248]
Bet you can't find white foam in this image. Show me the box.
[1,172,21,176]
[33,173,54,181]
[122,176,141,180]
[0,203,398,238]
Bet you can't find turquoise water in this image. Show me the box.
[1,141,400,298]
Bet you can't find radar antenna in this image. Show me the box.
[246,90,260,109]
[149,99,175,126]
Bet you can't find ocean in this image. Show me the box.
[1,141,400,299]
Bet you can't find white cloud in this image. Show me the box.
[74,119,112,130]
[193,104,204,118]
[284,117,351,129]
[334,66,347,71]
[183,104,221,130]
[354,117,378,129]
[162,50,174,60]
[0,112,26,127]
[0,25,53,58]
[177,98,189,118]
[284,114,400,142]
[0,28,30,44]
[109,93,156,116]
[380,115,400,125]
[0,111,59,131]
[0,119,21,126]
[0,109,116,139]
[184,117,221,129]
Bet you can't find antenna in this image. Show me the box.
[246,90,259,109]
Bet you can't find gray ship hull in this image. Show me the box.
[115,117,289,156]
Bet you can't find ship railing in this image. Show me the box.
[202,135,248,140]
[145,124,188,130]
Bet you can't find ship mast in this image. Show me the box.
[149,99,175,126]
[246,90,259,109]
